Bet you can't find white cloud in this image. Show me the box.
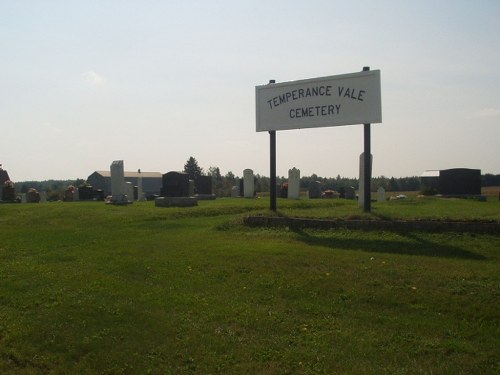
[83,70,106,86]
[473,108,500,118]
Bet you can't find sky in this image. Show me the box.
[1,0,499,182]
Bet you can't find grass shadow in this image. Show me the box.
[292,228,487,260]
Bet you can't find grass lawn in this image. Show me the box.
[0,197,499,374]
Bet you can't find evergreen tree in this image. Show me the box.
[183,156,203,180]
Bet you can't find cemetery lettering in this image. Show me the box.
[267,84,367,121]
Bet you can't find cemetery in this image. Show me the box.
[0,71,499,374]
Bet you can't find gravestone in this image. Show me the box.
[358,152,373,207]
[137,170,144,201]
[239,179,244,197]
[243,169,254,198]
[125,182,134,202]
[110,160,129,204]
[26,189,40,203]
[377,187,386,202]
[161,172,190,197]
[39,191,47,203]
[345,186,356,200]
[157,171,197,207]
[78,185,94,200]
[309,181,322,199]
[195,175,215,200]
[64,186,75,202]
[231,185,240,197]
[288,167,300,199]
[280,183,288,198]
[2,183,16,202]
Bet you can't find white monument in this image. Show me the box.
[358,152,373,207]
[243,169,254,198]
[288,167,300,199]
[125,182,134,202]
[377,187,386,202]
[110,160,129,204]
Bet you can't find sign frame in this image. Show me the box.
[255,70,381,132]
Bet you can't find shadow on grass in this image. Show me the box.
[292,228,486,260]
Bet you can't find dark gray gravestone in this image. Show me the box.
[161,172,190,197]
[195,176,212,195]
[309,181,322,199]
[345,186,356,200]
[439,168,481,195]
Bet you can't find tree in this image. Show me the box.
[183,156,203,180]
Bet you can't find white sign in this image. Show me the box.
[256,70,382,132]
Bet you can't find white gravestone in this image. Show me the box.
[377,187,386,202]
[110,160,129,204]
[288,167,300,199]
[358,152,373,207]
[243,169,254,198]
[125,182,134,202]
[110,160,125,197]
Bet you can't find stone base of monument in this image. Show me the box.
[195,194,216,200]
[106,194,132,205]
[155,196,198,207]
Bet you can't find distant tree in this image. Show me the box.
[183,156,203,180]
[207,166,222,182]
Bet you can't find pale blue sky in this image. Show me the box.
[1,0,499,181]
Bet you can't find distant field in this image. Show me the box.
[482,185,500,197]
[0,198,498,374]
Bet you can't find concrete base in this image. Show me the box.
[107,194,132,205]
[155,196,198,207]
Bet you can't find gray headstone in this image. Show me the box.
[309,181,322,199]
[377,187,386,202]
[231,185,240,197]
[288,167,300,199]
[243,169,254,198]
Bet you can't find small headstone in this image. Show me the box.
[345,186,356,200]
[243,169,254,198]
[231,185,240,197]
[288,167,300,199]
[26,189,40,203]
[39,191,47,203]
[125,182,134,202]
[309,181,322,199]
[377,187,386,202]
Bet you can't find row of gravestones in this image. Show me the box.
[230,168,302,199]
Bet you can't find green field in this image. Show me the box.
[1,198,499,374]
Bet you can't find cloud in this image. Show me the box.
[83,70,106,86]
[473,108,500,118]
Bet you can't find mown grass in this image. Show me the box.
[0,198,499,374]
